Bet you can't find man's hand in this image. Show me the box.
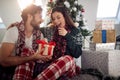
[58,27,68,36]
[32,49,52,62]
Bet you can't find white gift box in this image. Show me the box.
[96,43,115,51]
[95,20,115,30]
[89,43,115,51]
[75,57,81,68]
[37,40,56,63]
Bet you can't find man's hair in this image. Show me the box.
[21,4,42,22]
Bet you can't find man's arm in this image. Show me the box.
[0,27,36,67]
[0,43,52,67]
[0,43,36,67]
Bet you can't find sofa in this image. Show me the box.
[40,27,55,42]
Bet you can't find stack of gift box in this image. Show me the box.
[90,19,116,51]
[87,20,120,77]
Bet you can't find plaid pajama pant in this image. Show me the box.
[13,48,35,80]
[13,48,76,80]
[34,55,76,80]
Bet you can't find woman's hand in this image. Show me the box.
[58,27,68,36]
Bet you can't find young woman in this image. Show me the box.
[33,6,82,80]
[51,6,82,59]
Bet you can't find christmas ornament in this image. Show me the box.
[75,22,79,27]
[72,7,77,11]
[81,8,85,12]
[74,1,78,5]
[64,1,70,8]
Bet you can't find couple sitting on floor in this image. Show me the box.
[0,4,82,80]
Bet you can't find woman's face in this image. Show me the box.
[52,11,66,28]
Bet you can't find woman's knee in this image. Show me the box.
[58,55,75,65]
[62,55,73,61]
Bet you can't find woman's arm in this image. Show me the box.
[65,28,82,58]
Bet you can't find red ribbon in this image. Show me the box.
[48,46,53,55]
[36,40,56,46]
[36,40,47,44]
[36,40,56,55]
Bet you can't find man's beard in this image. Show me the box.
[32,25,40,30]
[31,19,40,30]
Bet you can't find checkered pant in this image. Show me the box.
[13,55,76,80]
[34,55,76,80]
[13,48,35,80]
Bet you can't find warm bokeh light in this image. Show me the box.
[17,0,34,10]
[0,17,3,23]
[17,0,48,27]
[97,0,119,18]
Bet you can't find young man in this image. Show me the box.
[0,4,76,80]
[0,4,51,80]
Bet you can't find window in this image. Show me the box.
[0,17,3,23]
[0,23,5,29]
[97,0,120,18]
[0,17,5,29]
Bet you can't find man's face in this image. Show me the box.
[31,11,43,29]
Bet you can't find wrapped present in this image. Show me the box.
[95,20,115,30]
[93,30,102,43]
[89,42,115,51]
[93,30,116,43]
[36,39,56,56]
[82,50,120,77]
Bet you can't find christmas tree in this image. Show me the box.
[47,0,91,42]
[47,0,85,27]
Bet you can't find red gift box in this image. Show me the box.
[36,40,56,56]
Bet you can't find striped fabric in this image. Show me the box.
[35,55,76,80]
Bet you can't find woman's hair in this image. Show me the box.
[51,6,75,28]
[21,4,42,22]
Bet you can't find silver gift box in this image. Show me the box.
[82,50,120,77]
